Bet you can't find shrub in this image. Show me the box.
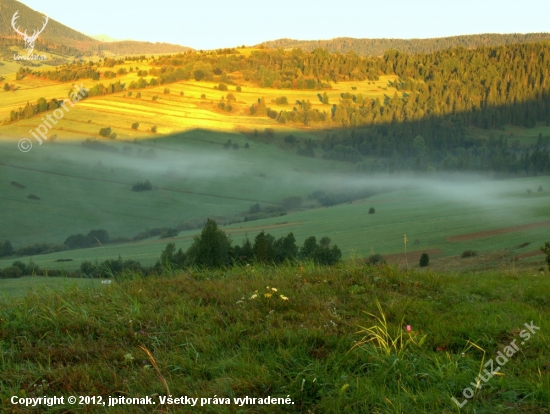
[538,186,543,192]
[185,219,232,268]
[2,266,22,279]
[164,88,170,94]
[156,243,186,270]
[11,260,27,274]
[151,126,157,133]
[275,96,288,105]
[132,180,152,192]
[366,254,386,266]
[218,83,228,91]
[131,122,139,130]
[0,240,14,257]
[282,196,302,210]
[419,253,429,267]
[109,133,117,140]
[201,94,206,99]
[64,234,92,249]
[527,189,532,194]
[88,230,109,245]
[236,86,242,92]
[16,243,65,256]
[160,228,179,239]
[368,207,375,214]
[284,135,297,144]
[226,93,236,101]
[99,127,112,138]
[80,261,98,276]
[541,242,550,271]
[180,91,184,96]
[461,250,477,258]
[152,96,158,101]
[136,92,141,98]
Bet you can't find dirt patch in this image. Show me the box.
[515,250,545,260]
[447,221,550,243]
[369,248,443,265]
[226,222,304,235]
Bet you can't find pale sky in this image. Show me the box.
[18,0,550,49]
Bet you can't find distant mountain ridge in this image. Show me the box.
[0,0,191,57]
[90,34,123,43]
[258,33,550,56]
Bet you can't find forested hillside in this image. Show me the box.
[154,42,550,173]
[259,33,550,56]
[5,41,550,174]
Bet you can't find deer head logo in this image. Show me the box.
[11,11,49,55]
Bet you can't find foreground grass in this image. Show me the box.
[0,276,101,299]
[0,263,548,413]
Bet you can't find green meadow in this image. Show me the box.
[1,5,550,412]
[1,172,548,275]
[0,263,548,413]
[0,57,549,285]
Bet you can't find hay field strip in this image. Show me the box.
[1,65,403,138]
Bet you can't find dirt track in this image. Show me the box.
[226,222,303,235]
[369,248,443,265]
[446,221,550,243]
[515,250,545,260]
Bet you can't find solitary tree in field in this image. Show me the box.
[419,253,429,267]
[0,241,14,257]
[253,231,276,263]
[194,69,205,81]
[99,127,112,137]
[185,219,232,268]
[541,242,550,271]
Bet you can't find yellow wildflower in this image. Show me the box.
[280,295,289,301]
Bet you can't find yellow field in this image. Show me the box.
[0,59,401,142]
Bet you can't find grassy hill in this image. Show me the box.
[259,33,550,56]
[0,56,549,274]
[0,263,548,412]
[0,0,94,43]
[0,0,190,58]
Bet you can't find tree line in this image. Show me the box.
[258,34,550,56]
[0,220,342,279]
